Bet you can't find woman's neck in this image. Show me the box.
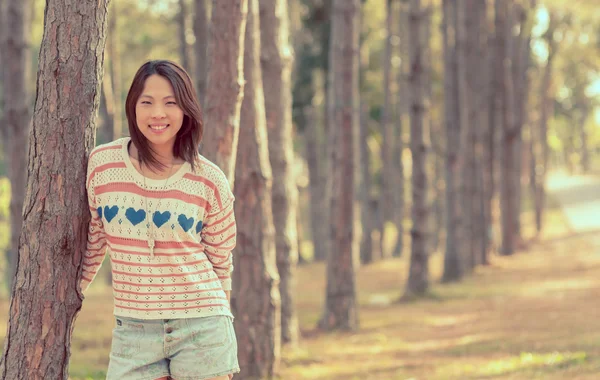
[129,140,181,170]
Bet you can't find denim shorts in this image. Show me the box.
[106,315,240,380]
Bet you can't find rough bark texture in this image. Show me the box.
[233,0,281,377]
[319,0,360,331]
[441,0,462,282]
[259,0,299,347]
[202,0,248,185]
[0,0,108,378]
[404,0,430,297]
[0,0,32,292]
[379,0,394,258]
[194,0,210,106]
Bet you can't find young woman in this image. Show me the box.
[80,60,239,380]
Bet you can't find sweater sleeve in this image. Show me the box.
[79,152,108,293]
[201,178,236,291]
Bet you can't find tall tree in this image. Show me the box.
[259,0,300,347]
[442,0,462,282]
[234,0,281,377]
[379,0,394,258]
[531,11,559,233]
[0,0,109,377]
[178,0,193,73]
[293,1,332,262]
[496,0,517,255]
[202,0,248,185]
[319,0,361,331]
[404,0,430,297]
[194,0,210,106]
[107,0,123,139]
[0,0,32,291]
[393,0,409,258]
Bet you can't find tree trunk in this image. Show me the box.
[0,0,32,292]
[404,0,430,297]
[194,0,210,106]
[393,0,409,258]
[579,107,590,173]
[379,0,394,258]
[510,2,533,244]
[292,2,331,262]
[178,0,193,73]
[107,1,123,139]
[359,101,374,265]
[201,0,248,184]
[234,0,281,377]
[533,13,557,233]
[0,0,108,377]
[319,0,360,331]
[99,65,115,145]
[496,0,517,255]
[475,0,490,265]
[259,0,300,347]
[441,0,462,282]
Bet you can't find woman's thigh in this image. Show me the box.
[169,315,240,380]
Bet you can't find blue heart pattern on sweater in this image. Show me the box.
[153,211,171,228]
[125,208,146,226]
[178,215,195,232]
[104,205,119,223]
[100,206,198,235]
[97,206,103,219]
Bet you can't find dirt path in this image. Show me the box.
[547,171,600,233]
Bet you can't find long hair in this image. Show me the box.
[125,60,202,172]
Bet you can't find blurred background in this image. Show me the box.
[1,0,599,379]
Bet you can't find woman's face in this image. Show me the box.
[135,74,184,152]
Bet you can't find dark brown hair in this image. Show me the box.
[125,60,202,172]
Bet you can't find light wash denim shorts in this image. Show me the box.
[106,315,240,380]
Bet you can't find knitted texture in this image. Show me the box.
[81,137,236,320]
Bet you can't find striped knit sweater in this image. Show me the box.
[81,137,236,320]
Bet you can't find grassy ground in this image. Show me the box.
[1,202,599,379]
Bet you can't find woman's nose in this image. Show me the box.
[151,106,166,118]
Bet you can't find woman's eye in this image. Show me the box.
[167,101,177,105]
[140,101,151,105]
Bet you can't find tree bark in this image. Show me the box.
[0,0,32,292]
[319,0,360,331]
[201,0,248,185]
[0,0,108,377]
[233,0,281,377]
[259,0,300,347]
[194,0,210,106]
[404,0,430,297]
[442,0,462,282]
